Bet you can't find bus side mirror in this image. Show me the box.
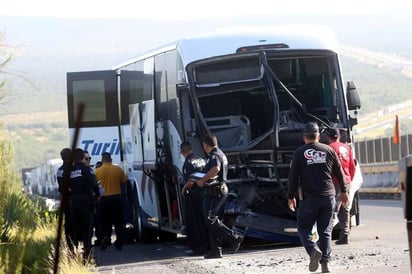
[346,81,361,111]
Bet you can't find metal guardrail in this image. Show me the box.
[354,134,411,194]
[355,133,412,164]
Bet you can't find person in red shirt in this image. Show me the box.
[326,128,356,245]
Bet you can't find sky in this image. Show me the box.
[1,0,412,20]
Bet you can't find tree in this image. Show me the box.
[0,32,13,104]
[0,32,16,226]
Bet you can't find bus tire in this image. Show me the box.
[130,182,157,244]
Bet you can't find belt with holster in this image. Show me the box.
[205,182,228,197]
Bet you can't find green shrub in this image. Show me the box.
[1,192,40,242]
[0,138,92,273]
[0,192,94,273]
[0,192,48,273]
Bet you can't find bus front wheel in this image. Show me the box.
[130,184,157,244]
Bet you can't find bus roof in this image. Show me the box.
[113,25,339,70]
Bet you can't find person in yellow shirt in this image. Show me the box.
[95,152,128,250]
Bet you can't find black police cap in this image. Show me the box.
[303,122,319,134]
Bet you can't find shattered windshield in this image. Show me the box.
[188,51,342,150]
[267,53,340,127]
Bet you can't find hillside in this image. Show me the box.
[2,111,68,170]
[1,111,66,124]
[355,99,412,139]
[340,48,412,114]
[341,46,412,79]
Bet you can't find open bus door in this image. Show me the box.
[129,98,180,241]
[140,100,157,169]
[129,100,161,227]
[117,70,161,241]
[121,69,181,241]
[66,70,121,164]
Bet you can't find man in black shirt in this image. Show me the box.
[180,141,209,256]
[288,122,348,273]
[195,134,243,259]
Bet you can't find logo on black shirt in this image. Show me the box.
[304,149,326,165]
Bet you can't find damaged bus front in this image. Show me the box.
[183,47,361,242]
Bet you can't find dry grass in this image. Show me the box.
[48,242,97,274]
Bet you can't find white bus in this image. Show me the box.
[66,26,362,243]
[23,158,63,200]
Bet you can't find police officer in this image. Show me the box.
[288,122,348,273]
[67,148,99,260]
[180,141,209,256]
[56,147,74,253]
[195,134,243,259]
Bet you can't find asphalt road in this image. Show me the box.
[93,199,411,273]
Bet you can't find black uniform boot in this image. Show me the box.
[321,261,330,273]
[335,235,348,245]
[204,249,222,259]
[309,246,322,272]
[230,235,244,254]
[100,236,110,251]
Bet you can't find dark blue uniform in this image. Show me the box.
[202,147,242,257]
[67,161,97,259]
[57,162,74,252]
[182,153,208,254]
[288,141,347,264]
